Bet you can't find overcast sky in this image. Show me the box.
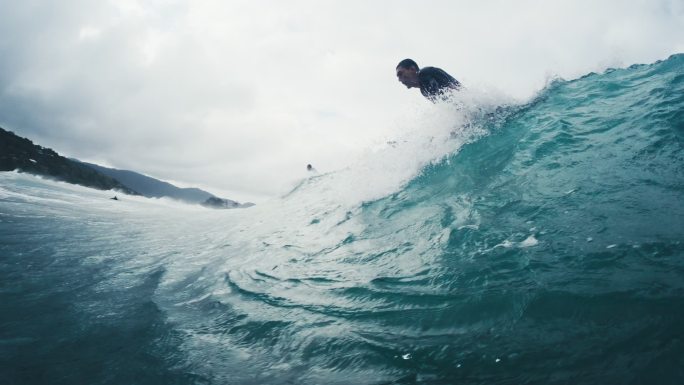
[1,0,682,202]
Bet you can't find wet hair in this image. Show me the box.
[396,58,419,70]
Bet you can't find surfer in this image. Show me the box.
[306,164,317,173]
[395,58,461,102]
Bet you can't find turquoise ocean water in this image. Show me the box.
[1,54,683,384]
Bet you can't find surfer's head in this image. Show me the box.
[396,58,420,88]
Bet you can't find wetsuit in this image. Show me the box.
[418,67,461,102]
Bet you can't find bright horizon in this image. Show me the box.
[1,0,682,202]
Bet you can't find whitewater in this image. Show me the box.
[1,54,683,385]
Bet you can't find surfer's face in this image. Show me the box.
[396,66,419,88]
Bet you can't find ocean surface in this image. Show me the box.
[1,54,683,385]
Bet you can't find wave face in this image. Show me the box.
[1,54,683,385]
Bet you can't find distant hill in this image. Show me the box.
[201,197,255,209]
[1,126,253,209]
[76,161,215,204]
[0,127,138,195]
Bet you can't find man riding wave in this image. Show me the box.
[395,58,461,102]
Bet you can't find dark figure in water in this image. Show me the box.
[110,195,118,201]
[395,58,461,102]
[306,164,317,173]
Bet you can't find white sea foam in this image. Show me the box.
[519,235,539,248]
[282,88,510,207]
